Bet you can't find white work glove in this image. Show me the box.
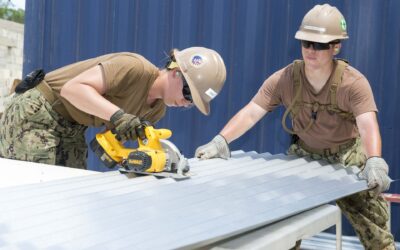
[195,134,230,160]
[359,157,391,198]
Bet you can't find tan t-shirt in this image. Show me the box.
[252,60,377,149]
[45,52,166,127]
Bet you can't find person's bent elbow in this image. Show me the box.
[60,81,74,100]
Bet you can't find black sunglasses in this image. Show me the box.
[301,40,339,51]
[180,73,193,103]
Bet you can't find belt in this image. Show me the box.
[298,138,356,156]
[36,81,74,122]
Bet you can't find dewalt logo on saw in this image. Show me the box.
[129,159,143,165]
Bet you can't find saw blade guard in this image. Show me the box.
[160,139,190,175]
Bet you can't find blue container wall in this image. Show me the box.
[24,0,400,239]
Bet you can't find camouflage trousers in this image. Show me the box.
[288,138,396,250]
[0,88,87,169]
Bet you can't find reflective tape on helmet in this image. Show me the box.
[303,25,326,33]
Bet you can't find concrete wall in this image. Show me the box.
[0,19,23,112]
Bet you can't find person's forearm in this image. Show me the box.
[356,112,382,157]
[220,102,267,143]
[220,112,257,143]
[61,82,119,121]
[360,129,382,157]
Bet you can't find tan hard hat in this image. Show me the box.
[174,47,226,115]
[295,4,349,43]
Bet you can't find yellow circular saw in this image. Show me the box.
[90,126,190,179]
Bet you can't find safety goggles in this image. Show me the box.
[167,59,193,103]
[301,40,339,51]
[180,73,193,103]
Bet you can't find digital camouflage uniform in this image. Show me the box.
[288,138,396,250]
[0,89,87,168]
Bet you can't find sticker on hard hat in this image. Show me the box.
[303,25,326,33]
[190,55,204,68]
[340,19,347,31]
[205,88,217,99]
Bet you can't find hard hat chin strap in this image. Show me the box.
[165,48,180,70]
[166,60,179,70]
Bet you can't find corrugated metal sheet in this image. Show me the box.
[0,151,368,249]
[22,0,400,239]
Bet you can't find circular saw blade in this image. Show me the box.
[160,139,190,174]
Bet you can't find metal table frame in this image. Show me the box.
[210,204,342,250]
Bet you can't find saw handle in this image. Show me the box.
[136,120,156,141]
[144,127,172,140]
[111,125,172,144]
[111,119,151,142]
[138,126,172,149]
[111,128,122,141]
[135,124,147,141]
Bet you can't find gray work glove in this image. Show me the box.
[110,109,142,141]
[195,134,230,160]
[359,157,391,198]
